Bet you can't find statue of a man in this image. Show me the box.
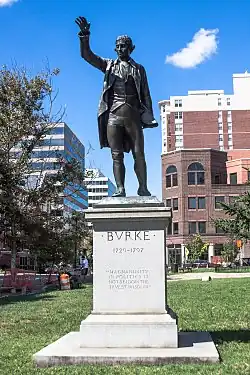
[75,16,158,197]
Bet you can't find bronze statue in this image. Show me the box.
[75,16,158,197]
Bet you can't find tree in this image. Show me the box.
[185,234,209,263]
[221,240,239,263]
[213,192,250,242]
[0,65,90,268]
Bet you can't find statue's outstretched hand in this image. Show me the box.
[75,16,90,36]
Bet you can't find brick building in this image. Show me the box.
[159,72,250,265]
[162,149,250,265]
[159,72,250,155]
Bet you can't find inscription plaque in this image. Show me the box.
[93,229,166,314]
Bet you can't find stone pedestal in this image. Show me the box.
[33,197,219,366]
[79,196,177,348]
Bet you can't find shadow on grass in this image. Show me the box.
[0,291,57,306]
[212,329,250,344]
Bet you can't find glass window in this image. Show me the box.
[215,226,224,234]
[188,172,196,185]
[198,197,206,209]
[227,98,231,106]
[218,98,221,106]
[230,172,237,185]
[173,198,178,211]
[173,222,179,235]
[188,222,197,234]
[197,172,205,185]
[42,138,64,146]
[48,127,64,135]
[166,175,172,188]
[166,165,178,188]
[174,112,183,119]
[187,163,205,185]
[166,199,171,207]
[188,197,196,209]
[174,99,182,108]
[167,223,172,235]
[198,222,206,234]
[215,196,225,209]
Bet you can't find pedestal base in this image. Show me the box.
[80,313,178,348]
[33,331,219,367]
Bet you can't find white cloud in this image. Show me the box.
[166,28,219,69]
[0,0,19,7]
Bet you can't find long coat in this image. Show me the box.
[79,35,158,152]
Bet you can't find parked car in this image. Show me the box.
[192,260,210,268]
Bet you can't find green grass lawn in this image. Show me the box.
[1,279,250,375]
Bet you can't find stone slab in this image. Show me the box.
[93,196,164,208]
[80,313,178,348]
[33,331,219,367]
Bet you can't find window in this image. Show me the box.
[227,98,231,106]
[41,138,64,146]
[218,111,222,119]
[175,123,183,132]
[218,122,223,130]
[215,196,225,209]
[198,197,206,209]
[230,172,237,185]
[215,226,224,234]
[189,222,197,234]
[228,134,232,142]
[167,223,172,235]
[174,112,183,120]
[218,98,221,106]
[188,162,205,185]
[175,135,183,144]
[166,165,178,188]
[173,222,179,234]
[49,127,64,135]
[188,221,206,234]
[174,99,182,108]
[188,197,196,209]
[219,135,223,142]
[173,198,178,211]
[162,105,165,113]
[166,199,171,207]
[198,222,206,234]
[228,122,232,132]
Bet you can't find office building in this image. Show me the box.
[84,168,116,207]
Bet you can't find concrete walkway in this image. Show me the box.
[167,272,250,281]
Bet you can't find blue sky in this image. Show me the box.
[0,0,250,198]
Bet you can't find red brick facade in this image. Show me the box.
[162,149,250,264]
[167,110,250,152]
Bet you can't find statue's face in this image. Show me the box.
[115,40,131,60]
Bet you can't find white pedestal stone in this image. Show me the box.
[33,197,219,367]
[79,196,176,349]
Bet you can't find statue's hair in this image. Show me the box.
[116,35,134,51]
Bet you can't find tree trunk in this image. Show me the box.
[11,240,17,269]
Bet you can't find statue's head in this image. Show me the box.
[115,35,135,60]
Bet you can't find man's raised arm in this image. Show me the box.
[75,16,108,73]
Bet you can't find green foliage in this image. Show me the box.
[0,65,91,268]
[221,241,239,263]
[213,192,250,241]
[185,234,209,262]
